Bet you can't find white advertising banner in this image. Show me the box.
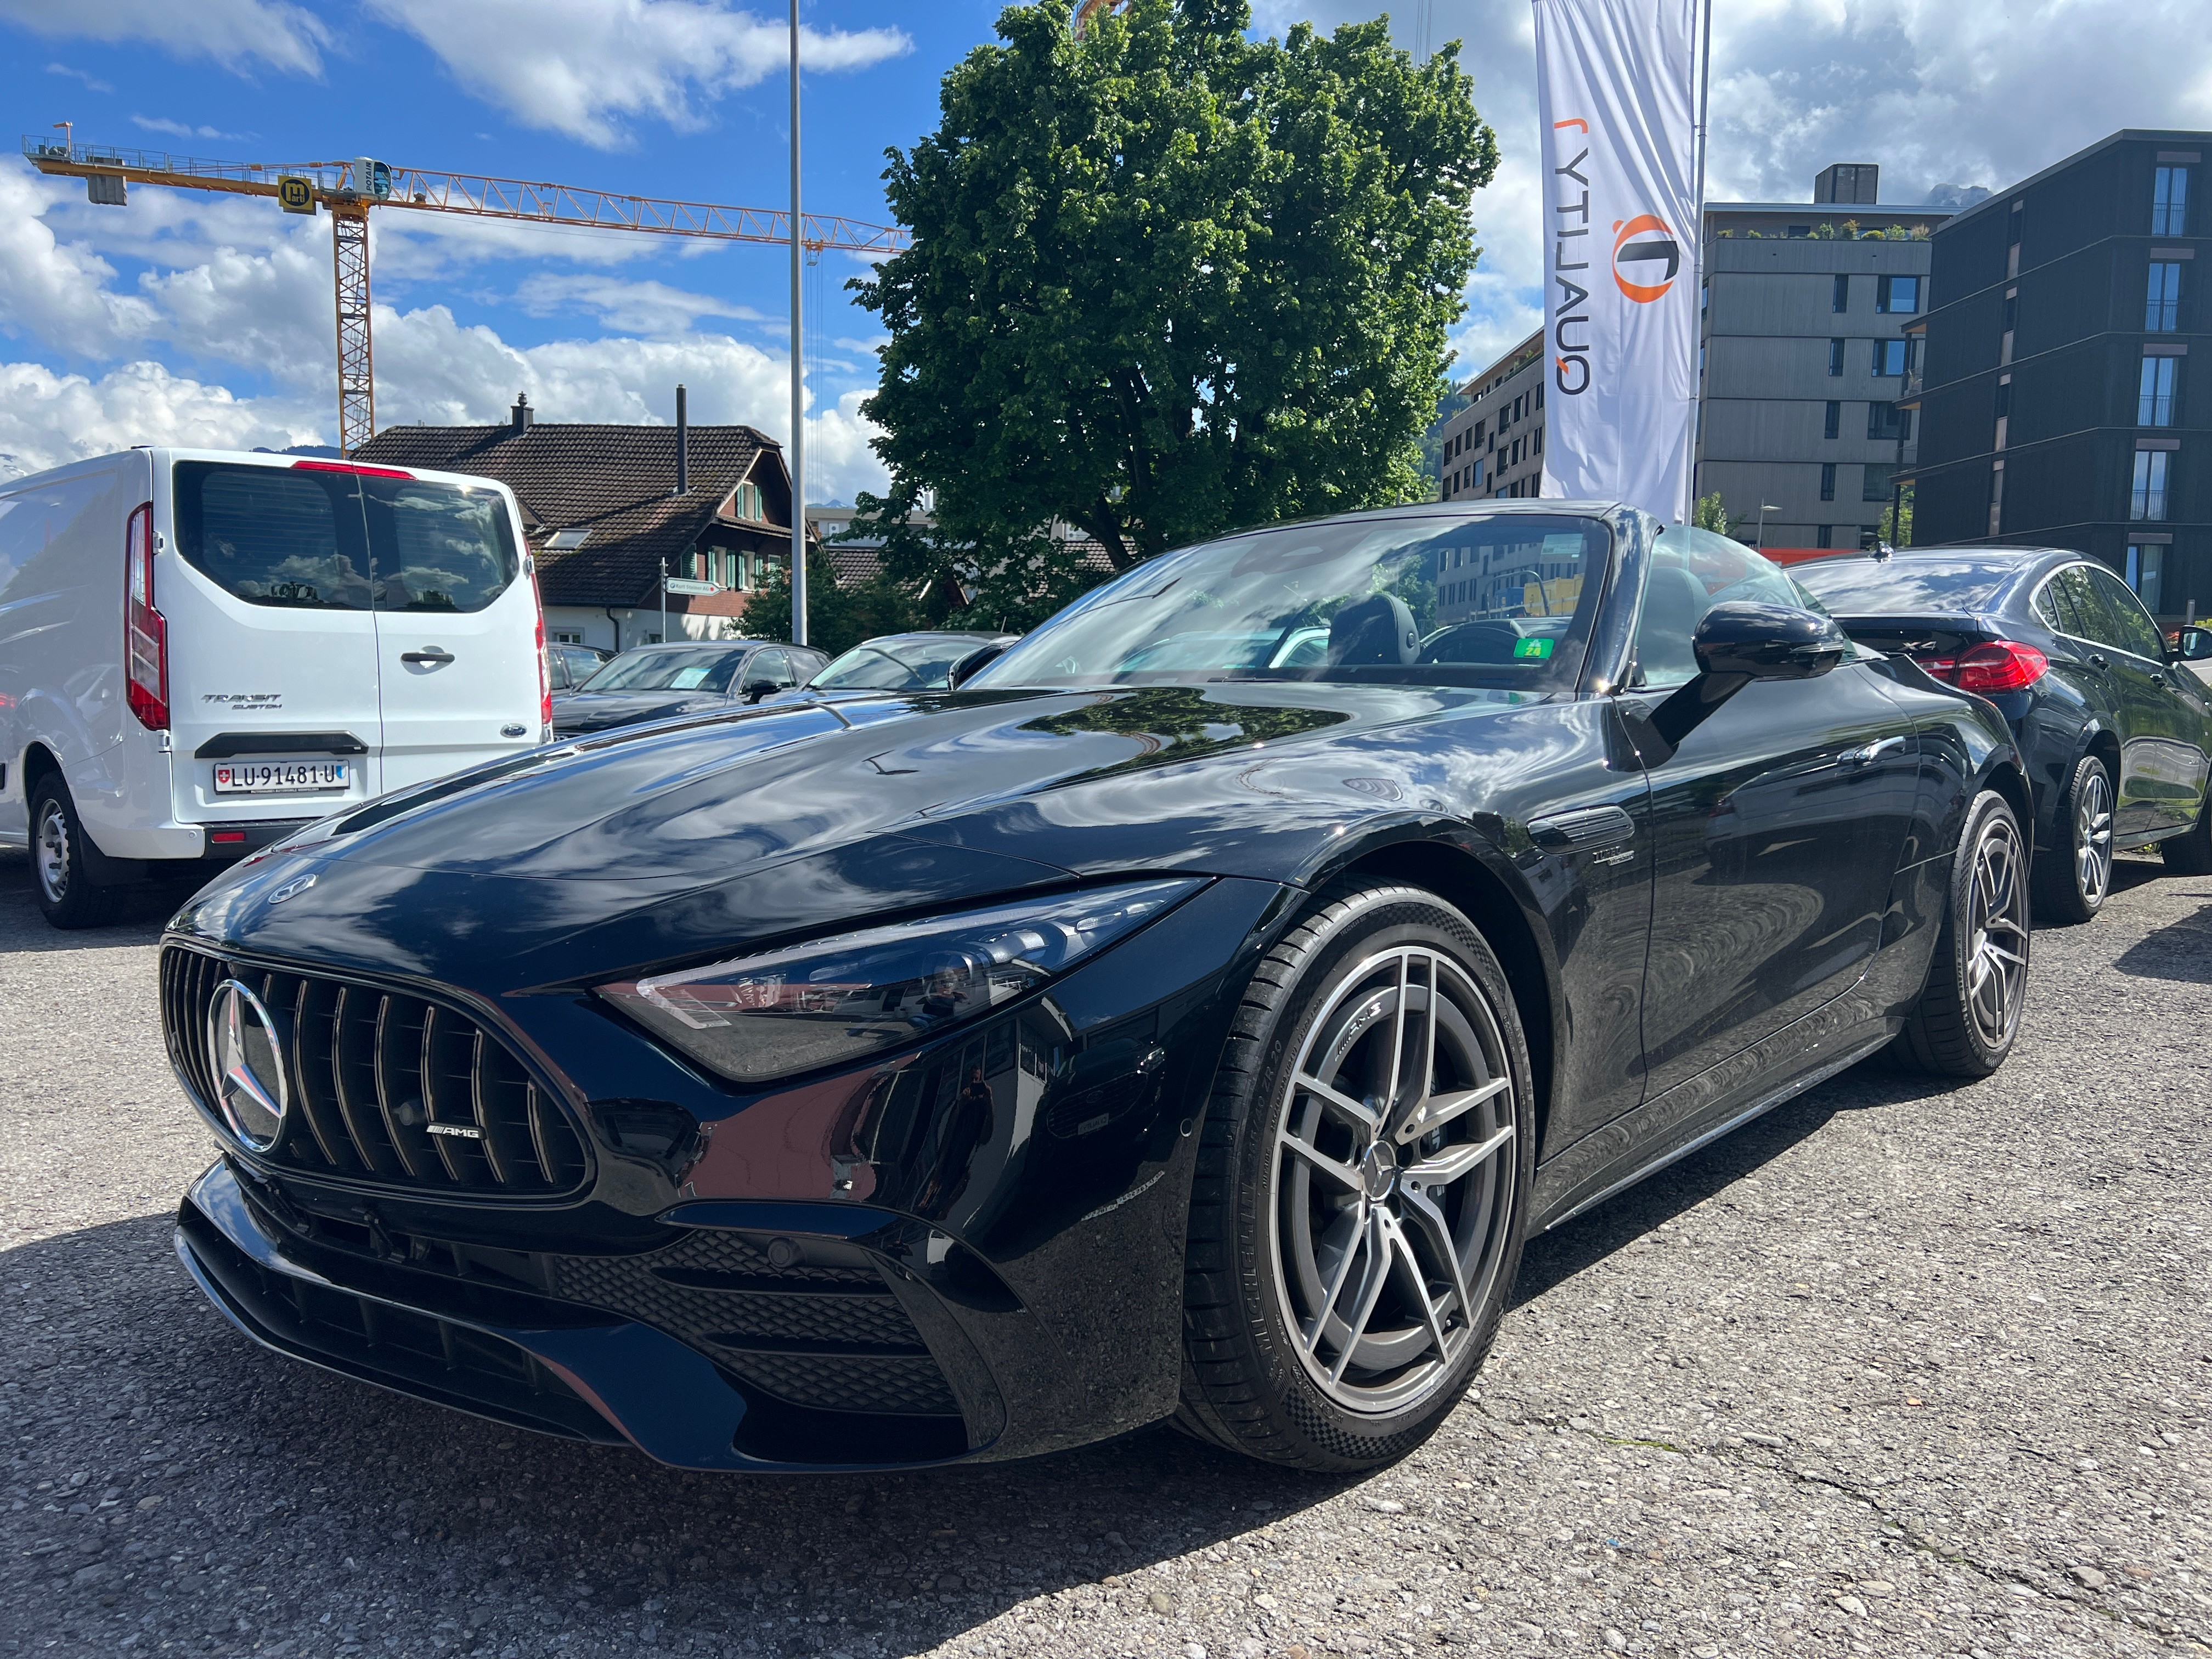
[1532,0,1701,521]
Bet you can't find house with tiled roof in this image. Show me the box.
[354,393,804,653]
[803,505,1120,613]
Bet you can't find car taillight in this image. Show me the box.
[1914,640,2047,694]
[531,568,551,735]
[123,501,168,731]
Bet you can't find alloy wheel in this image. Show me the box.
[1268,944,1517,1414]
[2074,768,2113,907]
[1966,812,2030,1051]
[34,797,71,904]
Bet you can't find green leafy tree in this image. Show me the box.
[745,546,925,657]
[1880,484,1914,548]
[849,0,1498,627]
[1691,490,1740,537]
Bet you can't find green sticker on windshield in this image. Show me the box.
[1512,637,1555,659]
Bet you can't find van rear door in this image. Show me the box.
[356,468,541,792]
[165,458,386,827]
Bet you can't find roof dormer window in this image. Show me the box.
[544,528,589,550]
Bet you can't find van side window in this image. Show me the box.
[366,480,517,612]
[174,464,372,610]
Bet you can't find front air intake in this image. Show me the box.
[161,945,589,1197]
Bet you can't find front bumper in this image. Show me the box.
[179,1160,983,1470]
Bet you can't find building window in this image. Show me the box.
[1825,400,1841,439]
[1988,461,2005,538]
[2153,166,2190,236]
[2126,544,2165,613]
[1816,525,1833,549]
[1833,274,1850,313]
[1533,427,1543,454]
[2148,262,2183,331]
[1820,462,1837,501]
[2140,355,2179,426]
[1876,275,1920,314]
[2006,201,2023,277]
[1828,338,1846,377]
[1994,376,2011,453]
[1867,402,1911,442]
[1872,340,1908,377]
[550,630,584,645]
[2131,450,2170,521]
[1863,463,1894,503]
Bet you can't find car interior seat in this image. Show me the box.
[1328,594,1419,668]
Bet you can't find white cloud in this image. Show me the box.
[0,359,320,481]
[131,116,253,142]
[363,0,912,149]
[46,63,116,94]
[0,162,162,358]
[515,273,768,335]
[0,0,328,76]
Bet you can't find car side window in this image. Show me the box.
[1635,524,1841,690]
[749,648,789,689]
[2032,576,2079,636]
[2084,566,2166,661]
[2052,567,2125,652]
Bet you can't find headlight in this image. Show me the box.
[596,879,1204,1084]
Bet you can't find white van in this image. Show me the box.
[0,447,550,928]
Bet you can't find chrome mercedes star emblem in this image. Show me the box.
[206,979,288,1152]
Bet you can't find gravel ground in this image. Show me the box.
[3,844,2208,1659]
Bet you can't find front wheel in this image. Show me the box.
[1177,882,1534,1471]
[2160,791,2212,875]
[1899,790,2030,1077]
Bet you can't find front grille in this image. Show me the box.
[162,945,589,1198]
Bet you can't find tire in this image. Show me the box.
[2033,753,2114,924]
[1177,881,1536,1471]
[2160,791,2212,875]
[29,776,126,930]
[1899,790,2030,1078]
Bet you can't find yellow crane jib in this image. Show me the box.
[22,136,911,456]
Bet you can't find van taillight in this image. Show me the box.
[123,502,168,731]
[1914,640,2049,694]
[531,568,551,735]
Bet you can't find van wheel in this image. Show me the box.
[30,778,125,929]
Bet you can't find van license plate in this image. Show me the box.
[213,761,349,794]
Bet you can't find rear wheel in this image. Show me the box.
[1900,790,2029,1077]
[2160,791,2212,875]
[29,777,124,930]
[1178,882,1534,1471]
[2034,753,2113,924]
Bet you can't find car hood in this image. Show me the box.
[172,682,1551,986]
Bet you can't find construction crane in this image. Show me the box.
[24,136,910,455]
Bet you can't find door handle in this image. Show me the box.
[400,647,456,665]
[1839,735,1908,768]
[2088,652,2109,670]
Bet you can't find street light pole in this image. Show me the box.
[1757,503,1778,550]
[788,0,808,647]
[659,555,668,642]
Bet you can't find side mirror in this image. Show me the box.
[947,644,1007,689]
[2174,625,2212,663]
[741,679,776,703]
[1643,602,1848,757]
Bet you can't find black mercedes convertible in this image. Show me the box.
[160,504,2033,1475]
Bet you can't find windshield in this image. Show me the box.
[578,647,747,694]
[172,462,517,612]
[970,514,1612,693]
[811,635,996,691]
[1793,556,2018,614]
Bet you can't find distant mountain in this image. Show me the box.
[1925,183,1992,211]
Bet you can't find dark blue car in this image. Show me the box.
[1798,546,2212,922]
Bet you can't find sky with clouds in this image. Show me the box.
[2,0,2210,500]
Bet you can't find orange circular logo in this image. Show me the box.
[1612,215,1681,303]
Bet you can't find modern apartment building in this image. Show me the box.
[1432,166,1952,549]
[1907,131,2206,623]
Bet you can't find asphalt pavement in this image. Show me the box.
[3,845,2207,1659]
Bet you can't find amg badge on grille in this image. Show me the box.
[426,1124,484,1139]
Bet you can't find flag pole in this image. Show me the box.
[788,0,809,646]
[1686,0,1714,522]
